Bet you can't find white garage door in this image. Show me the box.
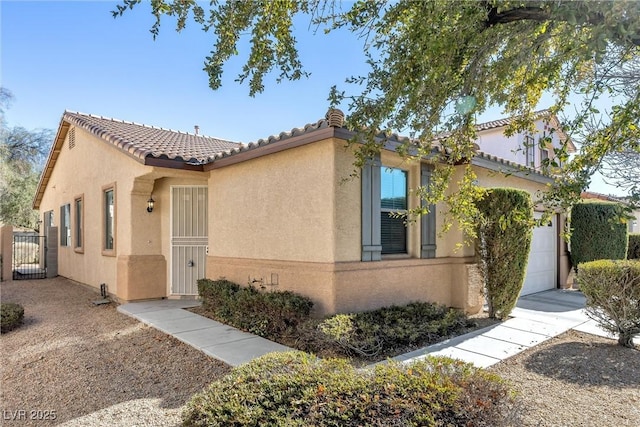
[521,213,557,296]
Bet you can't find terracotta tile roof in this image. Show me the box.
[474,109,552,131]
[211,118,331,161]
[64,111,241,164]
[581,191,631,204]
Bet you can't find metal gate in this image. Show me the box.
[170,186,207,295]
[13,234,47,279]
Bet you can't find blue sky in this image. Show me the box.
[1,0,369,142]
[1,1,624,195]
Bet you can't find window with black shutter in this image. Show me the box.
[380,168,407,254]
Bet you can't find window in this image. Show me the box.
[103,186,115,253]
[540,148,549,168]
[74,196,83,251]
[381,168,408,254]
[60,204,70,247]
[361,157,436,261]
[524,135,535,167]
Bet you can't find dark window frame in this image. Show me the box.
[60,204,70,247]
[74,195,84,252]
[103,184,116,256]
[380,167,408,255]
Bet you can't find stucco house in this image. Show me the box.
[33,109,573,316]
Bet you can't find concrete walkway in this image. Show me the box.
[118,290,634,369]
[117,300,291,367]
[393,289,629,368]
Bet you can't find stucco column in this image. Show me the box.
[116,177,167,301]
[0,225,13,281]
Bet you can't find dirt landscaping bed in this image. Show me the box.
[3,277,639,426]
[0,278,230,426]
[490,330,640,426]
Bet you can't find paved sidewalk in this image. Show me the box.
[117,300,291,367]
[119,289,635,369]
[392,289,626,368]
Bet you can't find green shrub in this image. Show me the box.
[313,302,472,359]
[182,351,517,427]
[475,188,533,319]
[1,303,24,333]
[570,201,629,270]
[197,278,239,317]
[628,233,640,259]
[197,279,313,338]
[577,259,640,348]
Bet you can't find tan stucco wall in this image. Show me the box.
[208,138,342,263]
[207,140,469,264]
[37,126,207,301]
[0,225,13,281]
[206,142,486,316]
[473,166,550,203]
[37,127,148,295]
[205,148,571,316]
[206,256,481,316]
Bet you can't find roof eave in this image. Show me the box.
[33,116,70,210]
[144,156,207,171]
[471,155,555,185]
[204,126,353,170]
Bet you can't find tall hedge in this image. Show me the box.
[570,201,628,270]
[628,233,640,259]
[475,188,533,320]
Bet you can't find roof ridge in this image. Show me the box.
[64,110,238,142]
[211,117,329,161]
[475,109,552,130]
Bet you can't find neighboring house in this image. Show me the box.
[33,109,573,316]
[474,110,574,170]
[581,191,640,234]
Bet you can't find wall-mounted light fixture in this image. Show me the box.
[147,196,155,213]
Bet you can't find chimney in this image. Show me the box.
[194,125,200,135]
[325,109,345,128]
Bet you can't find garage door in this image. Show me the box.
[521,212,557,296]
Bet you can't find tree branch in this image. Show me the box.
[484,3,640,47]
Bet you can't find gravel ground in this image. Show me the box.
[0,278,230,426]
[490,330,640,427]
[3,277,639,427]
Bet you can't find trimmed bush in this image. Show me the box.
[197,279,313,337]
[628,233,640,259]
[475,188,533,319]
[312,302,472,359]
[570,201,628,270]
[182,351,517,427]
[1,303,24,333]
[577,259,640,348]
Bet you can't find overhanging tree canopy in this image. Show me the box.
[0,88,52,230]
[114,0,640,235]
